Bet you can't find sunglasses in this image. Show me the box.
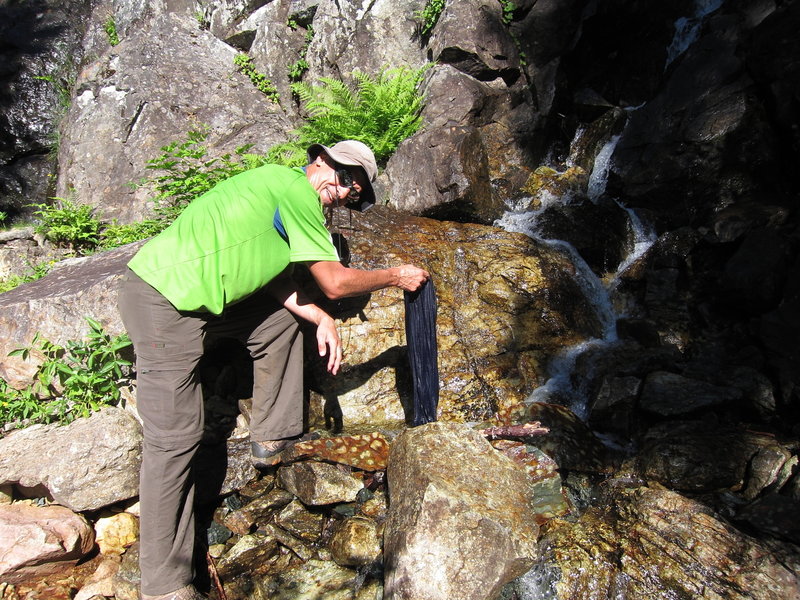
[334,165,361,202]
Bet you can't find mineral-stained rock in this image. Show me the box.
[0,503,95,584]
[383,422,540,600]
[93,510,139,556]
[328,516,382,567]
[278,461,364,506]
[215,531,280,578]
[539,485,800,600]
[0,407,142,512]
[490,440,570,523]
[223,487,294,535]
[274,498,325,542]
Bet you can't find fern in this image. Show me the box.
[276,65,430,167]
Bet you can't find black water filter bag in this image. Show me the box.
[403,279,439,426]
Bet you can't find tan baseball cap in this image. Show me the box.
[307,140,377,210]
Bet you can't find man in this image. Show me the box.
[118,140,428,600]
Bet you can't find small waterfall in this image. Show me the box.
[665,0,724,68]
[495,129,655,420]
[587,134,621,202]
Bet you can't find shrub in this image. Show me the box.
[1,318,132,429]
[32,197,101,252]
[144,126,269,214]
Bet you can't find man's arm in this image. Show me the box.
[307,260,429,299]
[267,274,342,375]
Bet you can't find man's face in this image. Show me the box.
[308,153,365,208]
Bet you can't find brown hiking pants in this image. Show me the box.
[118,268,304,595]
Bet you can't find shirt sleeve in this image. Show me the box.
[278,178,340,263]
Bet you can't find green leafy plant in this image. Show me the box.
[1,318,132,429]
[415,0,446,36]
[234,54,280,104]
[498,0,516,24]
[144,126,269,213]
[97,218,167,249]
[32,197,101,252]
[104,16,120,46]
[0,211,7,228]
[288,27,314,83]
[269,65,429,167]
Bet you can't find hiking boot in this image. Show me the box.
[141,584,207,600]
[251,432,320,469]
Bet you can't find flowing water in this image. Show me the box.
[495,132,655,420]
[665,0,725,68]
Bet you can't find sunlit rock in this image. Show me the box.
[223,487,294,535]
[274,498,325,542]
[278,461,363,506]
[0,407,142,512]
[94,510,139,556]
[328,516,382,567]
[383,422,539,600]
[0,503,95,584]
[538,485,800,599]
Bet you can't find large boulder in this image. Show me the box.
[0,242,139,387]
[1,209,603,431]
[0,407,142,512]
[0,503,95,584]
[383,422,540,600]
[305,207,604,430]
[56,10,292,224]
[538,485,800,599]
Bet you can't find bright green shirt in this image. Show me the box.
[128,164,338,314]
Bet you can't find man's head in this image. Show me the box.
[306,140,377,211]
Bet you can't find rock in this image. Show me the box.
[429,0,521,85]
[328,516,382,567]
[639,371,742,417]
[281,432,391,470]
[524,403,617,474]
[305,0,427,83]
[637,421,776,492]
[73,556,124,600]
[307,207,604,430]
[223,487,294,535]
[742,445,793,501]
[215,531,280,578]
[0,503,95,584]
[735,493,800,545]
[0,0,92,220]
[274,498,325,542]
[57,11,292,223]
[0,407,141,512]
[383,422,539,600]
[94,511,139,556]
[247,558,382,600]
[489,440,570,523]
[0,242,140,387]
[278,461,364,506]
[538,484,800,599]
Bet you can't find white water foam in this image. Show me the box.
[665,0,724,68]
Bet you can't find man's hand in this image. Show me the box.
[394,264,429,292]
[317,314,342,375]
